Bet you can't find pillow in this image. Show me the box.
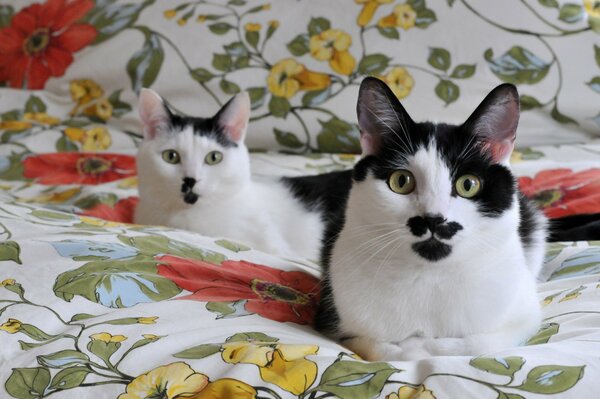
[0,0,598,153]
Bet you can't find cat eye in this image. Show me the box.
[162,149,180,164]
[388,170,416,195]
[205,151,223,165]
[456,174,482,198]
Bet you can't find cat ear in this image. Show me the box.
[356,77,414,156]
[215,92,250,144]
[464,83,520,164]
[138,88,170,140]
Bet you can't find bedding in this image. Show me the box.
[1,141,600,398]
[2,0,600,397]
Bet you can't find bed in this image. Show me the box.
[1,0,600,398]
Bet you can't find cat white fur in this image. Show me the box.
[135,89,323,260]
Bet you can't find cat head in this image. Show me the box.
[353,77,520,262]
[136,89,251,206]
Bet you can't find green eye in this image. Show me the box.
[205,151,223,165]
[456,174,482,198]
[388,170,416,194]
[162,149,180,164]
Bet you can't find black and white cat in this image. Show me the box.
[315,77,546,360]
[135,89,349,260]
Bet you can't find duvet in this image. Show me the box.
[1,137,600,398]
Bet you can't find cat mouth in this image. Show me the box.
[183,191,199,204]
[411,237,452,262]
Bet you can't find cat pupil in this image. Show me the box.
[398,175,407,187]
[463,179,472,191]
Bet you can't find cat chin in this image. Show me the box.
[411,237,452,261]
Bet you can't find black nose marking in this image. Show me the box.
[436,222,463,239]
[183,192,199,204]
[407,215,462,239]
[181,177,196,193]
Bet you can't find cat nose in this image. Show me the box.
[406,214,462,239]
[182,177,196,191]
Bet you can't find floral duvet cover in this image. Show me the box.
[1,139,600,399]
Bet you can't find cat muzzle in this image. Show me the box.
[407,215,463,261]
[181,177,199,204]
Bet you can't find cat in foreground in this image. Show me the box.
[316,77,546,361]
[135,89,349,260]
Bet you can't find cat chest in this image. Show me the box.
[329,252,521,340]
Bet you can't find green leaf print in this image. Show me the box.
[428,47,451,71]
[594,45,600,67]
[435,79,459,105]
[220,79,241,95]
[469,356,525,377]
[191,67,214,83]
[519,95,543,111]
[226,332,279,343]
[558,4,583,23]
[274,129,304,149]
[527,323,559,345]
[484,46,550,84]
[0,241,21,264]
[85,0,153,44]
[117,234,226,263]
[268,96,291,118]
[550,105,578,125]
[37,350,90,369]
[174,344,222,359]
[314,360,398,399]
[358,54,390,75]
[316,117,360,153]
[212,53,232,71]
[127,27,164,93]
[48,367,90,390]
[518,365,585,394]
[5,367,50,399]
[376,26,399,40]
[248,87,267,109]
[0,5,13,29]
[308,17,331,36]
[287,34,310,56]
[450,64,476,79]
[208,22,234,35]
[24,95,46,113]
[538,0,559,8]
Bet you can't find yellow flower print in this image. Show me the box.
[584,0,600,18]
[1,279,16,286]
[387,385,437,399]
[177,17,188,26]
[197,15,207,23]
[118,176,138,189]
[90,332,127,343]
[383,67,414,99]
[70,79,104,105]
[194,378,257,399]
[378,3,417,30]
[222,342,318,395]
[79,216,128,228]
[142,334,160,341]
[136,316,158,324]
[309,29,356,75]
[164,9,177,19]
[559,286,586,302]
[19,187,81,204]
[119,362,209,399]
[65,126,112,151]
[262,4,271,10]
[84,99,113,121]
[23,112,60,126]
[268,20,280,29]
[0,120,32,131]
[82,127,112,151]
[355,0,394,26]
[245,22,262,32]
[0,318,22,334]
[267,59,331,98]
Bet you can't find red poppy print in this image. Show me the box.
[157,256,320,324]
[519,168,600,218]
[0,0,97,89]
[23,153,136,185]
[80,197,139,223]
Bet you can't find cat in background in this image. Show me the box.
[315,77,547,361]
[135,89,350,260]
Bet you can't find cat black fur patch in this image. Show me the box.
[518,192,539,247]
[166,106,238,148]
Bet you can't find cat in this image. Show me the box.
[315,77,547,361]
[135,89,350,260]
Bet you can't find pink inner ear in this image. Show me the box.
[481,138,515,164]
[218,93,250,143]
[360,131,380,156]
[138,89,168,140]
